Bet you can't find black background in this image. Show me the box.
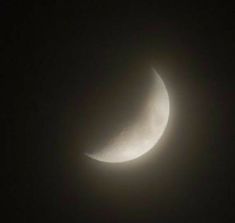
[2,1,233,222]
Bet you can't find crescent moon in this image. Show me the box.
[85,68,170,163]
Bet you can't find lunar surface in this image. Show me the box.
[85,68,170,163]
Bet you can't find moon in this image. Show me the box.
[85,68,170,163]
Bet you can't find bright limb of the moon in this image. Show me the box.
[85,68,170,163]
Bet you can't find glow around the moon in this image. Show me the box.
[85,68,170,163]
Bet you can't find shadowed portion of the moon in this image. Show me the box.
[71,64,158,156]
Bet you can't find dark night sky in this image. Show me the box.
[2,1,233,222]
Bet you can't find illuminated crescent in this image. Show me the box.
[85,68,170,163]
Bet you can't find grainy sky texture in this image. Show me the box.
[2,1,232,222]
